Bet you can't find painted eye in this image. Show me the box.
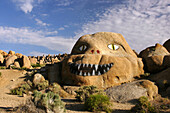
[108,44,119,50]
[79,45,87,51]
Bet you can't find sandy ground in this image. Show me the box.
[0,69,30,109]
[0,69,135,113]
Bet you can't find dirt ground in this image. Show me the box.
[0,69,135,113]
[0,70,29,108]
[1,69,169,113]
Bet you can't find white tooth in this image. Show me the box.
[92,70,95,75]
[98,71,101,75]
[94,64,98,71]
[78,64,81,70]
[103,64,106,67]
[83,64,85,67]
[88,72,91,76]
[107,67,110,71]
[79,70,82,76]
[103,69,106,73]
[84,72,87,76]
[110,63,113,67]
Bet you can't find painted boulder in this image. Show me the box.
[61,32,144,88]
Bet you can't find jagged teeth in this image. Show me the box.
[98,71,101,75]
[79,70,82,76]
[69,63,114,76]
[94,64,98,71]
[78,64,81,70]
[92,69,95,75]
[84,72,87,76]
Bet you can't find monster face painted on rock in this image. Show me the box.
[62,32,144,88]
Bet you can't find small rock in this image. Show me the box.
[63,86,80,96]
[23,93,27,97]
[11,79,15,81]
[33,73,45,85]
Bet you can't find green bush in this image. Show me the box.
[131,96,158,113]
[75,85,104,101]
[10,81,32,96]
[33,91,65,113]
[19,67,28,70]
[0,66,6,69]
[31,63,45,68]
[35,80,49,91]
[10,66,18,69]
[85,94,112,113]
[48,83,60,94]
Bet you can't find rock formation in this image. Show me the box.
[139,43,170,73]
[163,39,170,52]
[105,80,158,102]
[61,32,144,88]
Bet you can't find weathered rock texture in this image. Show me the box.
[5,55,17,68]
[139,43,170,73]
[105,80,158,103]
[0,54,4,64]
[62,32,144,88]
[163,39,170,52]
[33,73,45,85]
[21,55,31,68]
[149,68,170,90]
[8,50,15,55]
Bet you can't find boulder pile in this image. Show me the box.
[0,50,67,69]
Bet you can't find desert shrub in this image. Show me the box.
[10,81,32,96]
[31,63,45,68]
[33,91,65,113]
[85,94,112,113]
[10,65,18,69]
[48,83,60,94]
[131,96,158,113]
[0,66,6,69]
[19,67,28,70]
[35,80,49,91]
[75,85,104,101]
[11,79,49,96]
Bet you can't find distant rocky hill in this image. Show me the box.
[0,50,69,69]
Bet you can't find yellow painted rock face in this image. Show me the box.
[62,32,144,88]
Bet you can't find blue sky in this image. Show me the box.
[0,0,169,56]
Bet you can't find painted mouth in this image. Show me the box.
[69,62,113,76]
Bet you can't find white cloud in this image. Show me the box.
[0,26,76,53]
[42,14,48,17]
[58,27,65,30]
[75,0,170,52]
[35,18,50,26]
[13,0,44,13]
[56,0,73,6]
